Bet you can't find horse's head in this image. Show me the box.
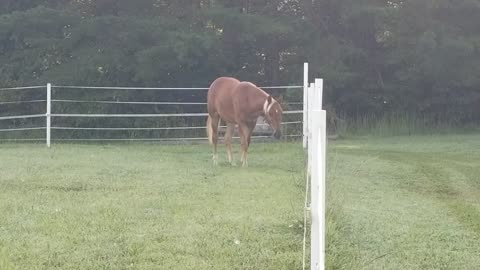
[263,95,283,139]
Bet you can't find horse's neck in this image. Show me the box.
[250,88,268,116]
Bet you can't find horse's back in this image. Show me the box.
[231,81,264,98]
[208,77,240,96]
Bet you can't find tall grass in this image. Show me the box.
[335,113,477,137]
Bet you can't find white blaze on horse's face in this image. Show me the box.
[263,96,283,139]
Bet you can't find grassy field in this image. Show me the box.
[327,134,480,269]
[0,143,306,270]
[1,134,479,269]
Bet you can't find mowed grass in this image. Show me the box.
[0,143,306,270]
[327,134,480,269]
[2,134,480,270]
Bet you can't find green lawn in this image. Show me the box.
[1,134,480,269]
[327,134,480,269]
[0,143,306,270]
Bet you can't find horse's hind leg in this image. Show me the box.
[238,123,251,167]
[209,114,221,165]
[247,120,256,147]
[224,122,235,165]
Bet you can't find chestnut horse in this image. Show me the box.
[206,77,283,167]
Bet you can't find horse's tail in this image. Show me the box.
[206,115,213,144]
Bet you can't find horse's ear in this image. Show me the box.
[267,95,273,104]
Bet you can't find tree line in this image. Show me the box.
[0,0,479,131]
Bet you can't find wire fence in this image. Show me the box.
[0,84,305,144]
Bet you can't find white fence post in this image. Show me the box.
[307,82,315,176]
[303,62,309,149]
[315,79,323,112]
[310,78,326,270]
[46,83,51,148]
[317,109,326,270]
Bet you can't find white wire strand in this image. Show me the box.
[49,134,302,142]
[50,110,302,118]
[52,100,207,105]
[0,138,45,141]
[0,135,301,142]
[52,85,302,90]
[52,137,208,141]
[0,100,46,105]
[53,86,209,90]
[51,99,303,106]
[0,86,45,91]
[50,121,302,131]
[0,114,46,121]
[261,86,302,89]
[52,126,207,131]
[0,127,45,132]
[51,113,209,118]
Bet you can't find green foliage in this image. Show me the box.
[0,0,479,133]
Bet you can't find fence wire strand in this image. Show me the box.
[51,121,302,131]
[0,127,45,132]
[0,86,45,91]
[52,85,302,90]
[0,100,46,105]
[0,114,46,121]
[51,99,304,106]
